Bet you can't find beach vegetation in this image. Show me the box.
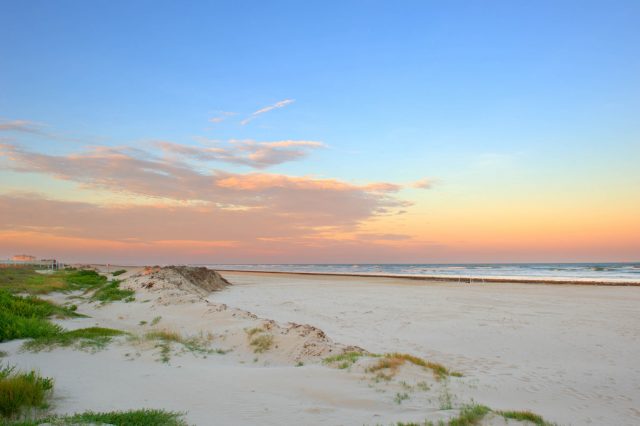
[143,329,215,362]
[0,290,75,342]
[22,327,125,352]
[245,326,264,337]
[0,364,53,419]
[111,269,127,276]
[63,269,107,290]
[497,410,552,425]
[394,392,410,404]
[367,353,461,380]
[249,334,274,353]
[91,280,135,303]
[447,404,491,426]
[438,380,453,410]
[395,404,553,426]
[8,408,188,426]
[0,267,111,296]
[151,315,162,326]
[323,351,364,369]
[0,267,68,295]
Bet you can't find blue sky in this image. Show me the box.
[1,1,639,262]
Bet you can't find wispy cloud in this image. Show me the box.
[208,111,236,124]
[0,120,45,134]
[411,178,435,189]
[240,99,295,125]
[156,139,325,168]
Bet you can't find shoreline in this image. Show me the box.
[210,268,640,286]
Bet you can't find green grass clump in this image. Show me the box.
[0,364,53,419]
[91,280,135,303]
[0,268,108,296]
[63,269,107,290]
[448,404,490,426]
[22,327,125,352]
[396,405,553,426]
[111,269,127,276]
[498,410,551,425]
[9,408,188,426]
[0,290,75,342]
[0,268,68,294]
[323,351,364,369]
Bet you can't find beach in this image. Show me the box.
[3,267,640,425]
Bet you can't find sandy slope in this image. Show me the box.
[2,266,528,426]
[214,271,640,426]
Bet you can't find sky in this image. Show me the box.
[1,0,639,264]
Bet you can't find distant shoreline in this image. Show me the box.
[216,268,640,286]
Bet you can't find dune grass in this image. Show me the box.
[323,351,365,369]
[367,353,461,380]
[91,280,135,303]
[396,404,554,426]
[0,267,108,296]
[22,327,126,352]
[0,364,53,419]
[143,329,216,363]
[0,290,75,343]
[1,287,125,352]
[63,269,108,290]
[249,334,274,353]
[0,268,68,295]
[8,408,188,425]
[244,327,274,353]
[498,410,552,425]
[111,269,127,276]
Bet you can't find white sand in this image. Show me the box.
[3,267,639,425]
[215,272,640,426]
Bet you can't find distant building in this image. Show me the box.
[11,254,36,262]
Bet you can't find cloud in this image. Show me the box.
[0,194,441,264]
[0,120,45,134]
[411,178,434,189]
[156,139,325,168]
[240,99,295,125]
[0,143,409,229]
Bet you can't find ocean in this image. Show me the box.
[203,262,640,283]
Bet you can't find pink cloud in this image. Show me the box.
[156,139,324,168]
[0,144,408,227]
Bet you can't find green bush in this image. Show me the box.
[64,270,107,289]
[0,364,53,419]
[0,291,66,342]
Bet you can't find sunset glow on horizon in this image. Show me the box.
[1,1,639,264]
